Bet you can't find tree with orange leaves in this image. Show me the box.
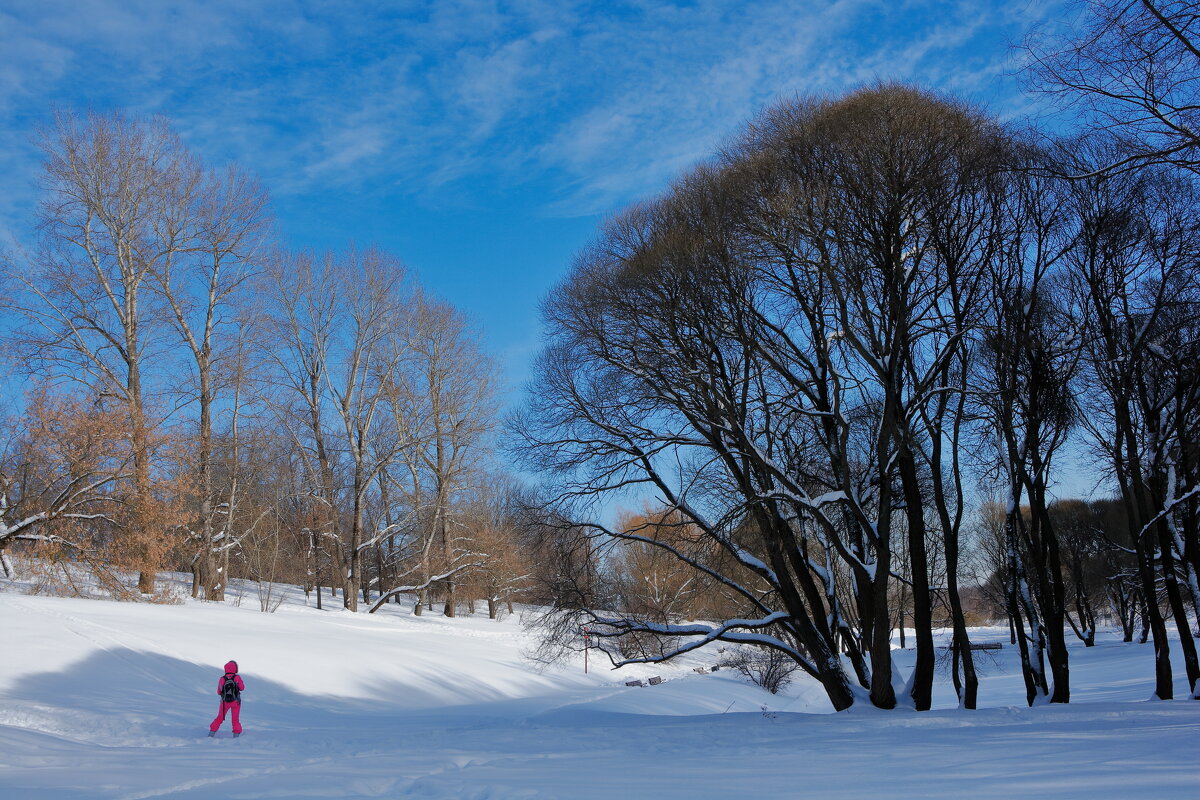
[0,389,129,578]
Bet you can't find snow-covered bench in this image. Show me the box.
[942,641,1003,651]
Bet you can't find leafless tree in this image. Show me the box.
[1050,499,1108,647]
[381,292,498,616]
[151,161,270,601]
[322,250,412,611]
[1065,141,1200,698]
[516,86,1015,711]
[260,249,341,608]
[6,111,195,593]
[263,247,413,612]
[975,150,1081,705]
[1026,1,1200,176]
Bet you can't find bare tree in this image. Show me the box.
[1065,142,1200,698]
[383,292,498,617]
[320,249,412,611]
[152,162,270,601]
[261,249,342,609]
[7,111,195,593]
[205,319,259,601]
[517,87,1015,712]
[976,152,1081,705]
[264,248,413,612]
[1026,1,1200,176]
[1050,499,1108,646]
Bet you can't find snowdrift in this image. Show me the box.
[0,573,1196,799]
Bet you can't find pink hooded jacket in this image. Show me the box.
[217,660,245,699]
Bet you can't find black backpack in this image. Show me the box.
[221,673,241,703]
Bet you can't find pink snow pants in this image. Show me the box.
[210,700,242,734]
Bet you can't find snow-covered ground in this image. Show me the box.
[1,570,1196,799]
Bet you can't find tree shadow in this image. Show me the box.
[0,645,582,746]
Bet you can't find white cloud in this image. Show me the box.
[0,0,1060,234]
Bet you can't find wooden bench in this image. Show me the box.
[942,641,1003,651]
[626,676,664,686]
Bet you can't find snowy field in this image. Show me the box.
[1,571,1196,799]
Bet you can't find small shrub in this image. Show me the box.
[146,585,185,605]
[20,547,88,598]
[719,646,799,694]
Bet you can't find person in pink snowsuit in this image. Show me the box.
[209,660,245,736]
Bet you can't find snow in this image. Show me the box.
[1,572,1197,799]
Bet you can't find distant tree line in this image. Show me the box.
[515,0,1200,711]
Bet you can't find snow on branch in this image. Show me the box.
[368,556,486,613]
[586,611,817,675]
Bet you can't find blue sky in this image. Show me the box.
[0,0,1065,396]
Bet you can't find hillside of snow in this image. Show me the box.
[1,571,1197,799]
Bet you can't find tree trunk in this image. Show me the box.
[1134,520,1173,697]
[344,477,364,612]
[1115,586,1135,643]
[314,538,323,611]
[945,556,978,708]
[1008,565,1040,707]
[1157,518,1200,695]
[1007,501,1048,706]
[898,449,934,711]
[1138,589,1151,644]
[1031,499,1070,704]
[130,364,156,596]
[868,554,896,708]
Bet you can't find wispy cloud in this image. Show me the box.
[0,0,1057,235]
[0,0,1067,393]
